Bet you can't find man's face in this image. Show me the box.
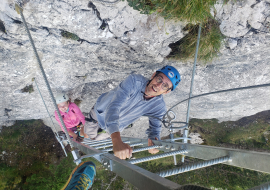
[145,72,173,97]
[57,101,69,112]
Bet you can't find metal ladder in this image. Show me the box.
[71,137,270,190]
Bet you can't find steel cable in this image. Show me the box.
[34,78,68,157]
[16,4,74,149]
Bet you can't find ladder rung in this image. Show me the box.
[83,138,111,144]
[129,149,187,164]
[156,156,230,177]
[83,139,112,146]
[132,145,162,153]
[94,141,130,149]
[102,142,144,152]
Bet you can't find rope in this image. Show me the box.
[34,78,68,157]
[15,4,74,149]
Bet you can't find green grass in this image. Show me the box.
[0,120,69,189]
[126,0,224,62]
[126,0,216,22]
[189,118,270,149]
[168,19,225,62]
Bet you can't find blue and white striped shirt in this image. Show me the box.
[94,74,167,140]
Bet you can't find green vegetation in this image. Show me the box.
[167,19,224,62]
[126,0,225,62]
[21,84,34,93]
[126,0,216,22]
[60,30,80,41]
[189,117,270,149]
[1,111,270,189]
[0,120,70,189]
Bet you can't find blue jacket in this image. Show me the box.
[94,74,167,140]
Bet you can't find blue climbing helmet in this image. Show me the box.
[156,65,181,91]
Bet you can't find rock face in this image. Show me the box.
[1,0,270,139]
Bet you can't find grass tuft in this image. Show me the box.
[126,0,224,62]
[21,84,34,93]
[167,19,225,62]
[60,30,80,41]
[126,0,217,23]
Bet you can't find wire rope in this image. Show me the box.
[34,78,68,156]
[15,3,74,149]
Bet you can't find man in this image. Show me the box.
[84,65,181,159]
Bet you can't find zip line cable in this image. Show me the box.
[15,3,75,150]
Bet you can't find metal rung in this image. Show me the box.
[129,149,187,164]
[83,138,112,144]
[157,156,230,177]
[83,139,113,146]
[102,142,144,152]
[133,145,162,153]
[94,141,130,149]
